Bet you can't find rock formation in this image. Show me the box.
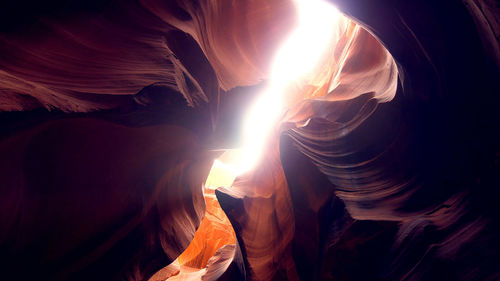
[0,0,498,280]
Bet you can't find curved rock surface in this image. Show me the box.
[0,117,215,280]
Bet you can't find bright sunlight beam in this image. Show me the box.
[206,0,341,188]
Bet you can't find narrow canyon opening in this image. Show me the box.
[1,0,498,280]
[151,0,399,279]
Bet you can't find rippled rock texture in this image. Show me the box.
[0,0,499,281]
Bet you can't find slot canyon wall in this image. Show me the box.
[0,0,499,281]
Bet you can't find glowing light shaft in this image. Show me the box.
[206,0,341,188]
[205,160,239,189]
[271,0,340,85]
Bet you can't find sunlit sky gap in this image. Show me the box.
[205,0,340,188]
